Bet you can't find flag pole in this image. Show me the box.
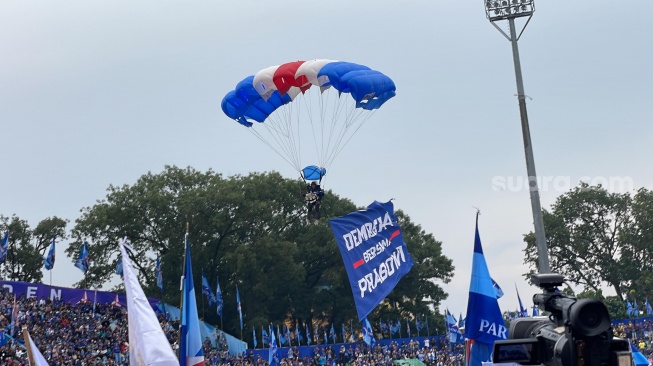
[179,223,189,324]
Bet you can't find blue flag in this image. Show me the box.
[216,278,223,318]
[43,236,56,270]
[155,254,164,291]
[74,241,90,273]
[305,324,311,345]
[284,325,291,345]
[391,320,398,335]
[341,324,346,343]
[329,200,415,320]
[361,317,375,346]
[329,324,336,342]
[464,214,507,366]
[633,299,639,316]
[296,323,304,343]
[631,343,649,366]
[516,285,527,317]
[626,300,634,316]
[236,286,243,330]
[201,273,217,307]
[269,326,278,366]
[532,305,540,316]
[646,298,653,315]
[458,313,465,329]
[116,258,123,277]
[0,231,9,263]
[445,310,463,344]
[262,328,270,345]
[180,233,205,366]
[253,326,257,348]
[278,325,286,346]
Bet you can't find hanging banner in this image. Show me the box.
[329,201,414,320]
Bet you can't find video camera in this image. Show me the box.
[492,273,632,366]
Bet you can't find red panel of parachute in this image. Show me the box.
[273,61,309,95]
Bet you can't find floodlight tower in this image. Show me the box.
[485,0,550,273]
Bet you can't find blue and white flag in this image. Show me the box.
[0,231,9,263]
[43,237,56,270]
[329,200,415,320]
[361,317,375,347]
[74,241,90,273]
[180,233,205,366]
[216,278,223,318]
[646,298,653,315]
[464,214,507,366]
[633,299,639,316]
[445,310,464,344]
[626,300,634,316]
[305,324,311,345]
[236,286,243,330]
[155,254,164,291]
[201,273,217,307]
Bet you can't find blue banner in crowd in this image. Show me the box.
[0,280,158,308]
[330,201,414,321]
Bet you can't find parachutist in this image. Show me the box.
[301,181,324,223]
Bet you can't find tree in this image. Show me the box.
[619,188,653,303]
[523,183,652,301]
[0,215,68,282]
[66,165,454,337]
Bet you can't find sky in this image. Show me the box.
[1,0,652,322]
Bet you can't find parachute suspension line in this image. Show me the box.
[247,127,300,172]
[253,101,303,173]
[325,109,376,170]
[322,95,362,170]
[323,101,376,172]
[321,88,342,169]
[299,88,322,170]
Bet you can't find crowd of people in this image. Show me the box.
[0,290,230,365]
[0,288,652,365]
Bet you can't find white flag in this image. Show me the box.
[23,329,49,366]
[119,238,179,366]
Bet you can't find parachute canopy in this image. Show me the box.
[221,59,396,181]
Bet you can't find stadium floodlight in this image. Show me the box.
[484,0,550,273]
[486,0,534,22]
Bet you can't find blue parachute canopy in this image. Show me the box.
[302,165,326,181]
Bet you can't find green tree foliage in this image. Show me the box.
[65,166,454,341]
[0,215,68,282]
[523,183,653,302]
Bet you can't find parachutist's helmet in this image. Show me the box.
[311,181,317,186]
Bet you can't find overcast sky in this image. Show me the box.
[2,0,652,321]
